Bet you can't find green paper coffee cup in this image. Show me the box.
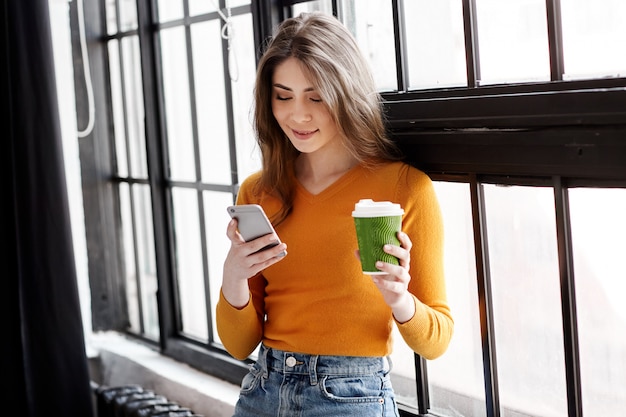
[352,199,404,275]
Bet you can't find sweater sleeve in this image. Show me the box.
[216,288,264,360]
[394,165,454,359]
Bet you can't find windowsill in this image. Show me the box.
[88,331,239,417]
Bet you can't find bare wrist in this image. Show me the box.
[222,280,250,309]
[392,293,416,324]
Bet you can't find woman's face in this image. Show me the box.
[271,57,341,155]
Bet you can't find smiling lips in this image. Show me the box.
[292,128,317,140]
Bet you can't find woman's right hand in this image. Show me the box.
[221,218,287,308]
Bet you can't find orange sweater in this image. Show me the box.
[216,162,453,360]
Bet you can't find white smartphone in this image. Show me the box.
[227,204,285,255]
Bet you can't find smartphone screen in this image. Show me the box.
[227,204,284,255]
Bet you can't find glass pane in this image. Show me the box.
[172,188,208,340]
[484,184,567,417]
[561,0,626,80]
[429,182,486,417]
[157,0,183,22]
[291,0,333,15]
[290,1,397,90]
[569,188,626,415]
[133,185,159,340]
[204,191,236,344]
[339,0,397,91]
[108,40,128,177]
[121,36,148,178]
[105,0,118,34]
[161,27,196,181]
[230,13,262,181]
[475,0,550,85]
[405,0,467,90]
[120,183,139,332]
[191,20,231,184]
[119,0,137,32]
[188,2,252,22]
[189,0,218,17]
[227,0,250,7]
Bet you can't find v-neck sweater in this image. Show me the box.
[216,161,453,360]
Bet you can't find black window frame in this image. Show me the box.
[70,1,626,416]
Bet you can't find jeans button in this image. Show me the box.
[285,356,297,367]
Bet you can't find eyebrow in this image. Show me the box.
[273,83,316,93]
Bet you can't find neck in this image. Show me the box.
[297,149,357,176]
[295,151,359,195]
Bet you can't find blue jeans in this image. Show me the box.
[232,344,399,417]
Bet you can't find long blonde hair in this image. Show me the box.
[253,12,400,224]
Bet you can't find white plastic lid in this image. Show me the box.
[351,199,404,217]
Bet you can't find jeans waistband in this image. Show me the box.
[257,344,391,385]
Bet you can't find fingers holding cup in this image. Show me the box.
[352,199,404,275]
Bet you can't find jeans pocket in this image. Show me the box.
[320,375,387,404]
[239,364,263,395]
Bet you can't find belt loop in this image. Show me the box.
[308,355,319,385]
[260,344,270,378]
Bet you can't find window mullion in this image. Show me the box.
[223,1,242,187]
[183,0,201,185]
[135,0,176,349]
[414,354,430,414]
[545,0,565,81]
[552,176,583,417]
[177,1,214,342]
[391,0,408,92]
[470,175,500,417]
[250,0,283,63]
[112,3,147,334]
[462,0,480,87]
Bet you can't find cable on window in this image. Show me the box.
[211,0,239,82]
[76,0,95,138]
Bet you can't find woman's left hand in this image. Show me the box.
[371,231,416,323]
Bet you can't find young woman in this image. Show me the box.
[216,12,453,417]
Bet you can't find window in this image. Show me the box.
[73,1,626,416]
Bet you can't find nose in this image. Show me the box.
[291,99,312,123]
